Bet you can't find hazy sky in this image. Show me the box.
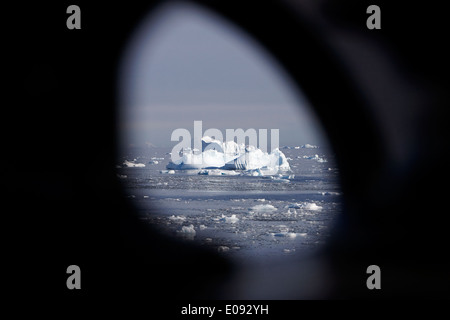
[118,1,327,148]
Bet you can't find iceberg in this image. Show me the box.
[220,214,239,223]
[301,144,319,149]
[167,136,291,175]
[123,160,146,167]
[302,154,327,163]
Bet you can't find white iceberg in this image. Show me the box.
[220,214,239,223]
[301,144,319,149]
[177,224,196,239]
[123,160,146,167]
[286,202,322,211]
[304,203,322,211]
[167,136,291,175]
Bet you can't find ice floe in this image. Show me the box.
[220,214,239,223]
[301,144,319,149]
[249,204,277,212]
[304,203,322,211]
[302,154,327,163]
[271,232,299,238]
[169,215,186,223]
[177,224,196,239]
[286,202,323,211]
[160,169,175,174]
[123,160,146,167]
[217,246,230,252]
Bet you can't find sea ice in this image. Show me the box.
[302,154,327,163]
[123,160,146,167]
[220,214,239,223]
[286,202,322,211]
[169,215,186,222]
[270,176,290,183]
[271,232,298,238]
[301,144,319,149]
[198,169,240,176]
[303,203,322,211]
[178,224,196,235]
[249,204,277,212]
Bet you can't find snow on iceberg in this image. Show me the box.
[167,136,291,175]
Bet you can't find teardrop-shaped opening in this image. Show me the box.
[117,1,342,266]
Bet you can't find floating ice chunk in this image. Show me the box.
[249,204,277,212]
[123,160,146,167]
[320,191,341,196]
[217,246,230,252]
[303,154,327,163]
[304,203,322,211]
[169,215,186,222]
[220,214,239,223]
[271,232,298,238]
[177,224,196,236]
[116,174,127,179]
[286,202,322,211]
[301,144,319,149]
[255,198,266,202]
[199,224,207,230]
[270,176,290,183]
[148,160,159,164]
[198,169,240,176]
